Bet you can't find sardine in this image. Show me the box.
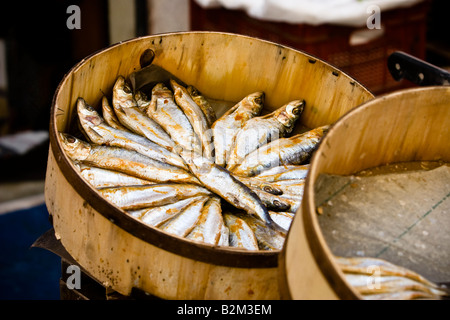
[236,175,305,195]
[59,133,200,185]
[217,224,230,247]
[211,92,264,167]
[130,197,204,227]
[226,100,304,170]
[187,85,217,127]
[179,148,287,233]
[134,90,151,113]
[186,196,226,245]
[98,184,211,210]
[234,212,286,250]
[232,125,329,177]
[223,213,259,250]
[170,79,214,160]
[335,256,445,290]
[254,164,310,181]
[75,163,154,189]
[160,196,210,237]
[269,211,294,231]
[343,273,448,297]
[263,179,305,195]
[77,97,188,169]
[102,95,130,132]
[236,176,283,195]
[112,76,175,151]
[250,188,301,213]
[147,83,202,154]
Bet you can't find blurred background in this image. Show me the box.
[0,0,448,300]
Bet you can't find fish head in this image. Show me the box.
[169,79,184,92]
[151,83,173,99]
[59,133,91,161]
[113,76,135,109]
[187,85,200,97]
[134,90,150,111]
[246,91,265,114]
[77,98,103,127]
[260,183,283,195]
[276,100,305,131]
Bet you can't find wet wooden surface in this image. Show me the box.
[316,162,450,283]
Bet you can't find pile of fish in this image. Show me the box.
[60,75,329,251]
[337,256,449,300]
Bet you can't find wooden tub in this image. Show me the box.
[280,86,450,299]
[45,32,373,299]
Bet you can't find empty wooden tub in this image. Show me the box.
[279,86,450,299]
[45,31,373,299]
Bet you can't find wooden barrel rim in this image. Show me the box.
[48,32,373,270]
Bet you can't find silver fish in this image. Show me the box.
[130,197,204,227]
[343,274,447,298]
[147,83,202,154]
[185,196,226,245]
[217,224,230,247]
[74,163,154,189]
[171,79,214,160]
[179,148,287,233]
[255,164,310,181]
[232,125,329,177]
[223,213,259,250]
[261,179,305,196]
[362,290,442,300]
[187,85,217,127]
[211,92,264,167]
[335,256,445,290]
[59,133,200,185]
[234,212,286,250]
[77,97,188,169]
[112,76,176,151]
[98,184,211,210]
[268,211,294,231]
[250,188,301,213]
[236,175,304,195]
[160,196,210,237]
[185,197,222,243]
[134,90,151,113]
[226,100,304,170]
[102,95,130,132]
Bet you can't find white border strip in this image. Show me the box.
[0,193,45,215]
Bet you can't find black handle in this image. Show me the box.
[388,51,450,86]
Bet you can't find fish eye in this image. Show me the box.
[263,185,273,193]
[67,136,75,143]
[273,199,282,206]
[190,88,199,96]
[123,84,132,94]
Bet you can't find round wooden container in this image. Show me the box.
[45,32,373,299]
[279,86,450,299]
